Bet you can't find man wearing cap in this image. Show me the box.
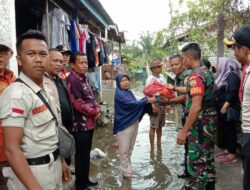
[0,41,16,190]
[224,25,250,190]
[56,45,72,80]
[145,59,166,152]
[0,30,71,190]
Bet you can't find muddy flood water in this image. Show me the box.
[63,84,243,190]
[88,90,187,190]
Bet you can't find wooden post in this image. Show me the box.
[46,0,50,47]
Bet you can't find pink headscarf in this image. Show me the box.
[215,57,240,88]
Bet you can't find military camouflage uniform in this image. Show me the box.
[175,69,191,123]
[186,66,217,189]
[175,69,191,175]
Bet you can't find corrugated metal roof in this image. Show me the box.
[79,0,114,28]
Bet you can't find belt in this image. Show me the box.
[27,149,59,165]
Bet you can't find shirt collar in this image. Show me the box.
[246,65,250,74]
[44,72,57,80]
[0,68,14,79]
[72,69,85,81]
[19,72,43,93]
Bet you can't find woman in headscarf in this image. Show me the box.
[113,74,155,178]
[214,57,241,164]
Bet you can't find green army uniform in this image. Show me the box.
[185,66,217,190]
[175,68,192,122]
[175,69,192,177]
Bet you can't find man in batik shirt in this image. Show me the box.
[67,52,101,190]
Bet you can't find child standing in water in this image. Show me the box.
[113,74,155,179]
[145,59,166,152]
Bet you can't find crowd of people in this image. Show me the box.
[114,25,250,190]
[0,30,99,190]
[0,25,250,190]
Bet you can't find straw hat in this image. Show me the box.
[149,60,162,68]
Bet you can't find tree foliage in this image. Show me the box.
[170,0,249,56]
[122,0,249,77]
[122,30,168,77]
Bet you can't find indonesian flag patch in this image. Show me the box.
[12,108,25,116]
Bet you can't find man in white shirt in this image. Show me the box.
[224,26,250,190]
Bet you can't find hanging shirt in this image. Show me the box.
[86,34,96,68]
[41,8,70,48]
[78,25,90,53]
[69,20,80,52]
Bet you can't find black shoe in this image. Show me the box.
[178,172,191,178]
[87,180,98,186]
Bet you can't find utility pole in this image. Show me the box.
[217,0,225,58]
[168,0,173,27]
[168,0,176,55]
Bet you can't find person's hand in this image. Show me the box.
[177,130,188,145]
[94,112,101,120]
[61,158,72,183]
[160,97,171,105]
[166,84,174,90]
[220,105,228,114]
[147,96,156,103]
[152,105,159,114]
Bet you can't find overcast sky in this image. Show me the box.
[100,0,250,42]
[100,0,172,42]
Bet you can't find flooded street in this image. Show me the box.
[89,89,186,190]
[64,83,243,190]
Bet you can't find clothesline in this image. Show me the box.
[49,0,64,12]
[83,24,101,38]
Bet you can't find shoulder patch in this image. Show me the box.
[190,80,197,87]
[189,75,198,80]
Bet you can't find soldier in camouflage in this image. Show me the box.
[168,43,217,190]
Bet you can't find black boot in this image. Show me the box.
[206,181,215,190]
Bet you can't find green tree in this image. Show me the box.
[170,0,249,57]
[122,30,170,79]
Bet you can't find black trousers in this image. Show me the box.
[216,114,226,149]
[224,120,237,154]
[242,133,250,190]
[0,162,9,190]
[73,129,94,190]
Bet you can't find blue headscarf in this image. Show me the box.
[113,74,148,134]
